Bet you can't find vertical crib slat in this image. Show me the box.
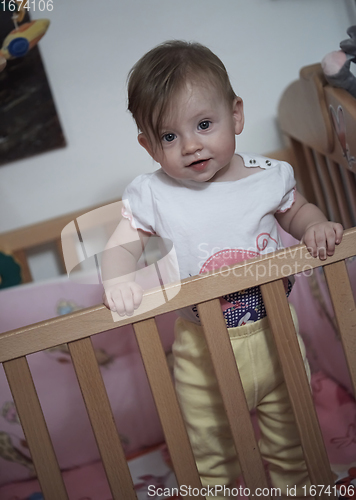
[314,151,342,223]
[12,249,33,283]
[290,139,317,205]
[133,318,204,498]
[324,260,356,395]
[197,299,271,497]
[341,168,356,226]
[68,337,137,500]
[260,280,334,493]
[303,145,328,216]
[328,160,353,228]
[3,357,68,500]
[55,238,67,274]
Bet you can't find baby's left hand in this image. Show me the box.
[302,221,344,260]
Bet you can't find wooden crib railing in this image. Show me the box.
[278,63,356,228]
[0,228,355,500]
[0,199,122,284]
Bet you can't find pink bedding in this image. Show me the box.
[280,228,356,394]
[0,231,356,497]
[0,274,176,488]
[0,445,179,500]
[1,372,356,500]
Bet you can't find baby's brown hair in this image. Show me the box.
[127,40,237,147]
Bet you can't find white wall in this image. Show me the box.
[0,0,352,233]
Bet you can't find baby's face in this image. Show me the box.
[139,82,244,182]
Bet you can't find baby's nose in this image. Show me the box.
[182,134,203,155]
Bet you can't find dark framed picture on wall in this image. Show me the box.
[0,4,66,167]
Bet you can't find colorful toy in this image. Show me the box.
[0,19,50,60]
[0,1,50,72]
[321,26,356,98]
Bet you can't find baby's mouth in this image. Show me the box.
[187,158,210,172]
[188,158,209,167]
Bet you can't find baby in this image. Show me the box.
[103,41,343,498]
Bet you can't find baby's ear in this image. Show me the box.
[138,133,155,159]
[232,97,244,135]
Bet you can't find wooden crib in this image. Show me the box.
[0,63,355,500]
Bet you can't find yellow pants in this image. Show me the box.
[173,306,311,498]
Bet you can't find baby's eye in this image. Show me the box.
[162,133,176,143]
[198,120,211,130]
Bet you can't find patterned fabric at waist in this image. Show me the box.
[221,278,293,327]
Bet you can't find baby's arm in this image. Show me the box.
[102,217,149,316]
[275,191,343,260]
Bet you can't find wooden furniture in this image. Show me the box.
[0,199,118,284]
[0,64,355,499]
[279,63,356,228]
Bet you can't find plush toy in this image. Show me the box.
[321,26,356,98]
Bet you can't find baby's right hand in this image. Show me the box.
[103,281,143,316]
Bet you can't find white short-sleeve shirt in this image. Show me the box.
[122,153,296,325]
